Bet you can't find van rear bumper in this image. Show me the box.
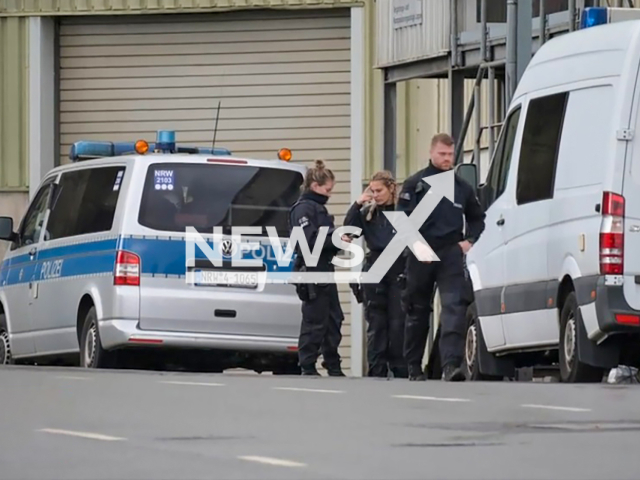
[574,276,640,369]
[590,277,640,334]
[98,319,299,353]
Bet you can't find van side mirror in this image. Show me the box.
[455,163,478,193]
[0,217,16,242]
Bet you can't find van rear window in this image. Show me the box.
[138,163,303,237]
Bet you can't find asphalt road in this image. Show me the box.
[1,365,640,480]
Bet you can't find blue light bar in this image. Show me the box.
[69,141,116,161]
[69,140,232,162]
[580,7,609,29]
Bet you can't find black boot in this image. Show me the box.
[408,364,427,381]
[326,366,346,377]
[301,365,321,376]
[322,361,345,377]
[443,364,466,382]
[391,366,409,379]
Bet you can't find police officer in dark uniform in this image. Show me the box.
[344,171,408,378]
[397,133,485,382]
[289,159,345,377]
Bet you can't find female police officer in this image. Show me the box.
[289,159,345,377]
[344,171,408,379]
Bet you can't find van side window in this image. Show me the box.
[516,92,568,205]
[483,106,521,209]
[15,183,53,249]
[47,166,125,241]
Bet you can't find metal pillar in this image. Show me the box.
[474,83,481,174]
[517,0,532,85]
[539,0,546,47]
[449,70,465,151]
[569,0,576,31]
[480,0,488,62]
[450,0,459,67]
[506,0,517,106]
[383,82,397,175]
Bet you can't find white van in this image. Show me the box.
[0,132,306,374]
[455,17,640,383]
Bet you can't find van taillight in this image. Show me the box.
[114,250,140,286]
[600,192,625,275]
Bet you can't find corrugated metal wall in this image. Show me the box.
[0,17,29,191]
[0,0,363,16]
[57,8,355,370]
[376,0,449,68]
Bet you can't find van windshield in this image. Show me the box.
[138,162,303,237]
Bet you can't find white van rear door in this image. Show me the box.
[621,61,640,310]
[622,136,640,309]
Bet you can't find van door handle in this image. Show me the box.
[29,247,37,256]
[497,217,505,226]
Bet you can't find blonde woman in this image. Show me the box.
[344,171,407,379]
[289,160,345,377]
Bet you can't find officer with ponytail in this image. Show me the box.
[344,171,408,378]
[289,159,345,377]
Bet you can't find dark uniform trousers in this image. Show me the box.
[298,283,343,370]
[362,252,407,377]
[402,243,468,370]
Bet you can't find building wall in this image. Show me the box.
[366,76,496,185]
[0,17,30,259]
[0,0,371,375]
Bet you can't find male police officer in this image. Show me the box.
[397,133,485,382]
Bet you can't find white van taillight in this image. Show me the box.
[114,250,140,286]
[599,191,625,275]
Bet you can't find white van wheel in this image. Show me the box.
[559,292,604,383]
[465,322,478,374]
[463,305,502,381]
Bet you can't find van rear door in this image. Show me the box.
[622,140,640,310]
[621,64,640,311]
[133,161,304,338]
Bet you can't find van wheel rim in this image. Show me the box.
[84,324,97,367]
[465,323,477,372]
[564,313,576,370]
[0,331,10,365]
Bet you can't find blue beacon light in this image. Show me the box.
[155,130,176,153]
[580,7,609,29]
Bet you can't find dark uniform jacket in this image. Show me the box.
[289,191,340,272]
[344,201,404,275]
[396,163,485,252]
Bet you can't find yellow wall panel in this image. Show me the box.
[0,17,29,191]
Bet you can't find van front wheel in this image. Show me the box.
[559,292,604,383]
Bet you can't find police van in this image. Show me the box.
[0,130,306,374]
[426,7,640,383]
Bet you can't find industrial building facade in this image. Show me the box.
[0,0,371,375]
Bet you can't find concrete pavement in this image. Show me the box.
[1,365,639,479]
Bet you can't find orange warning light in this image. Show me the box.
[278,148,292,161]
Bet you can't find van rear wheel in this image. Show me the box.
[79,307,116,369]
[0,314,12,365]
[559,292,604,383]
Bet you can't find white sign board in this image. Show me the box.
[393,0,423,29]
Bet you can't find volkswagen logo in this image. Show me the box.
[219,239,237,258]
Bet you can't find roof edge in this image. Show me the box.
[1,0,364,17]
